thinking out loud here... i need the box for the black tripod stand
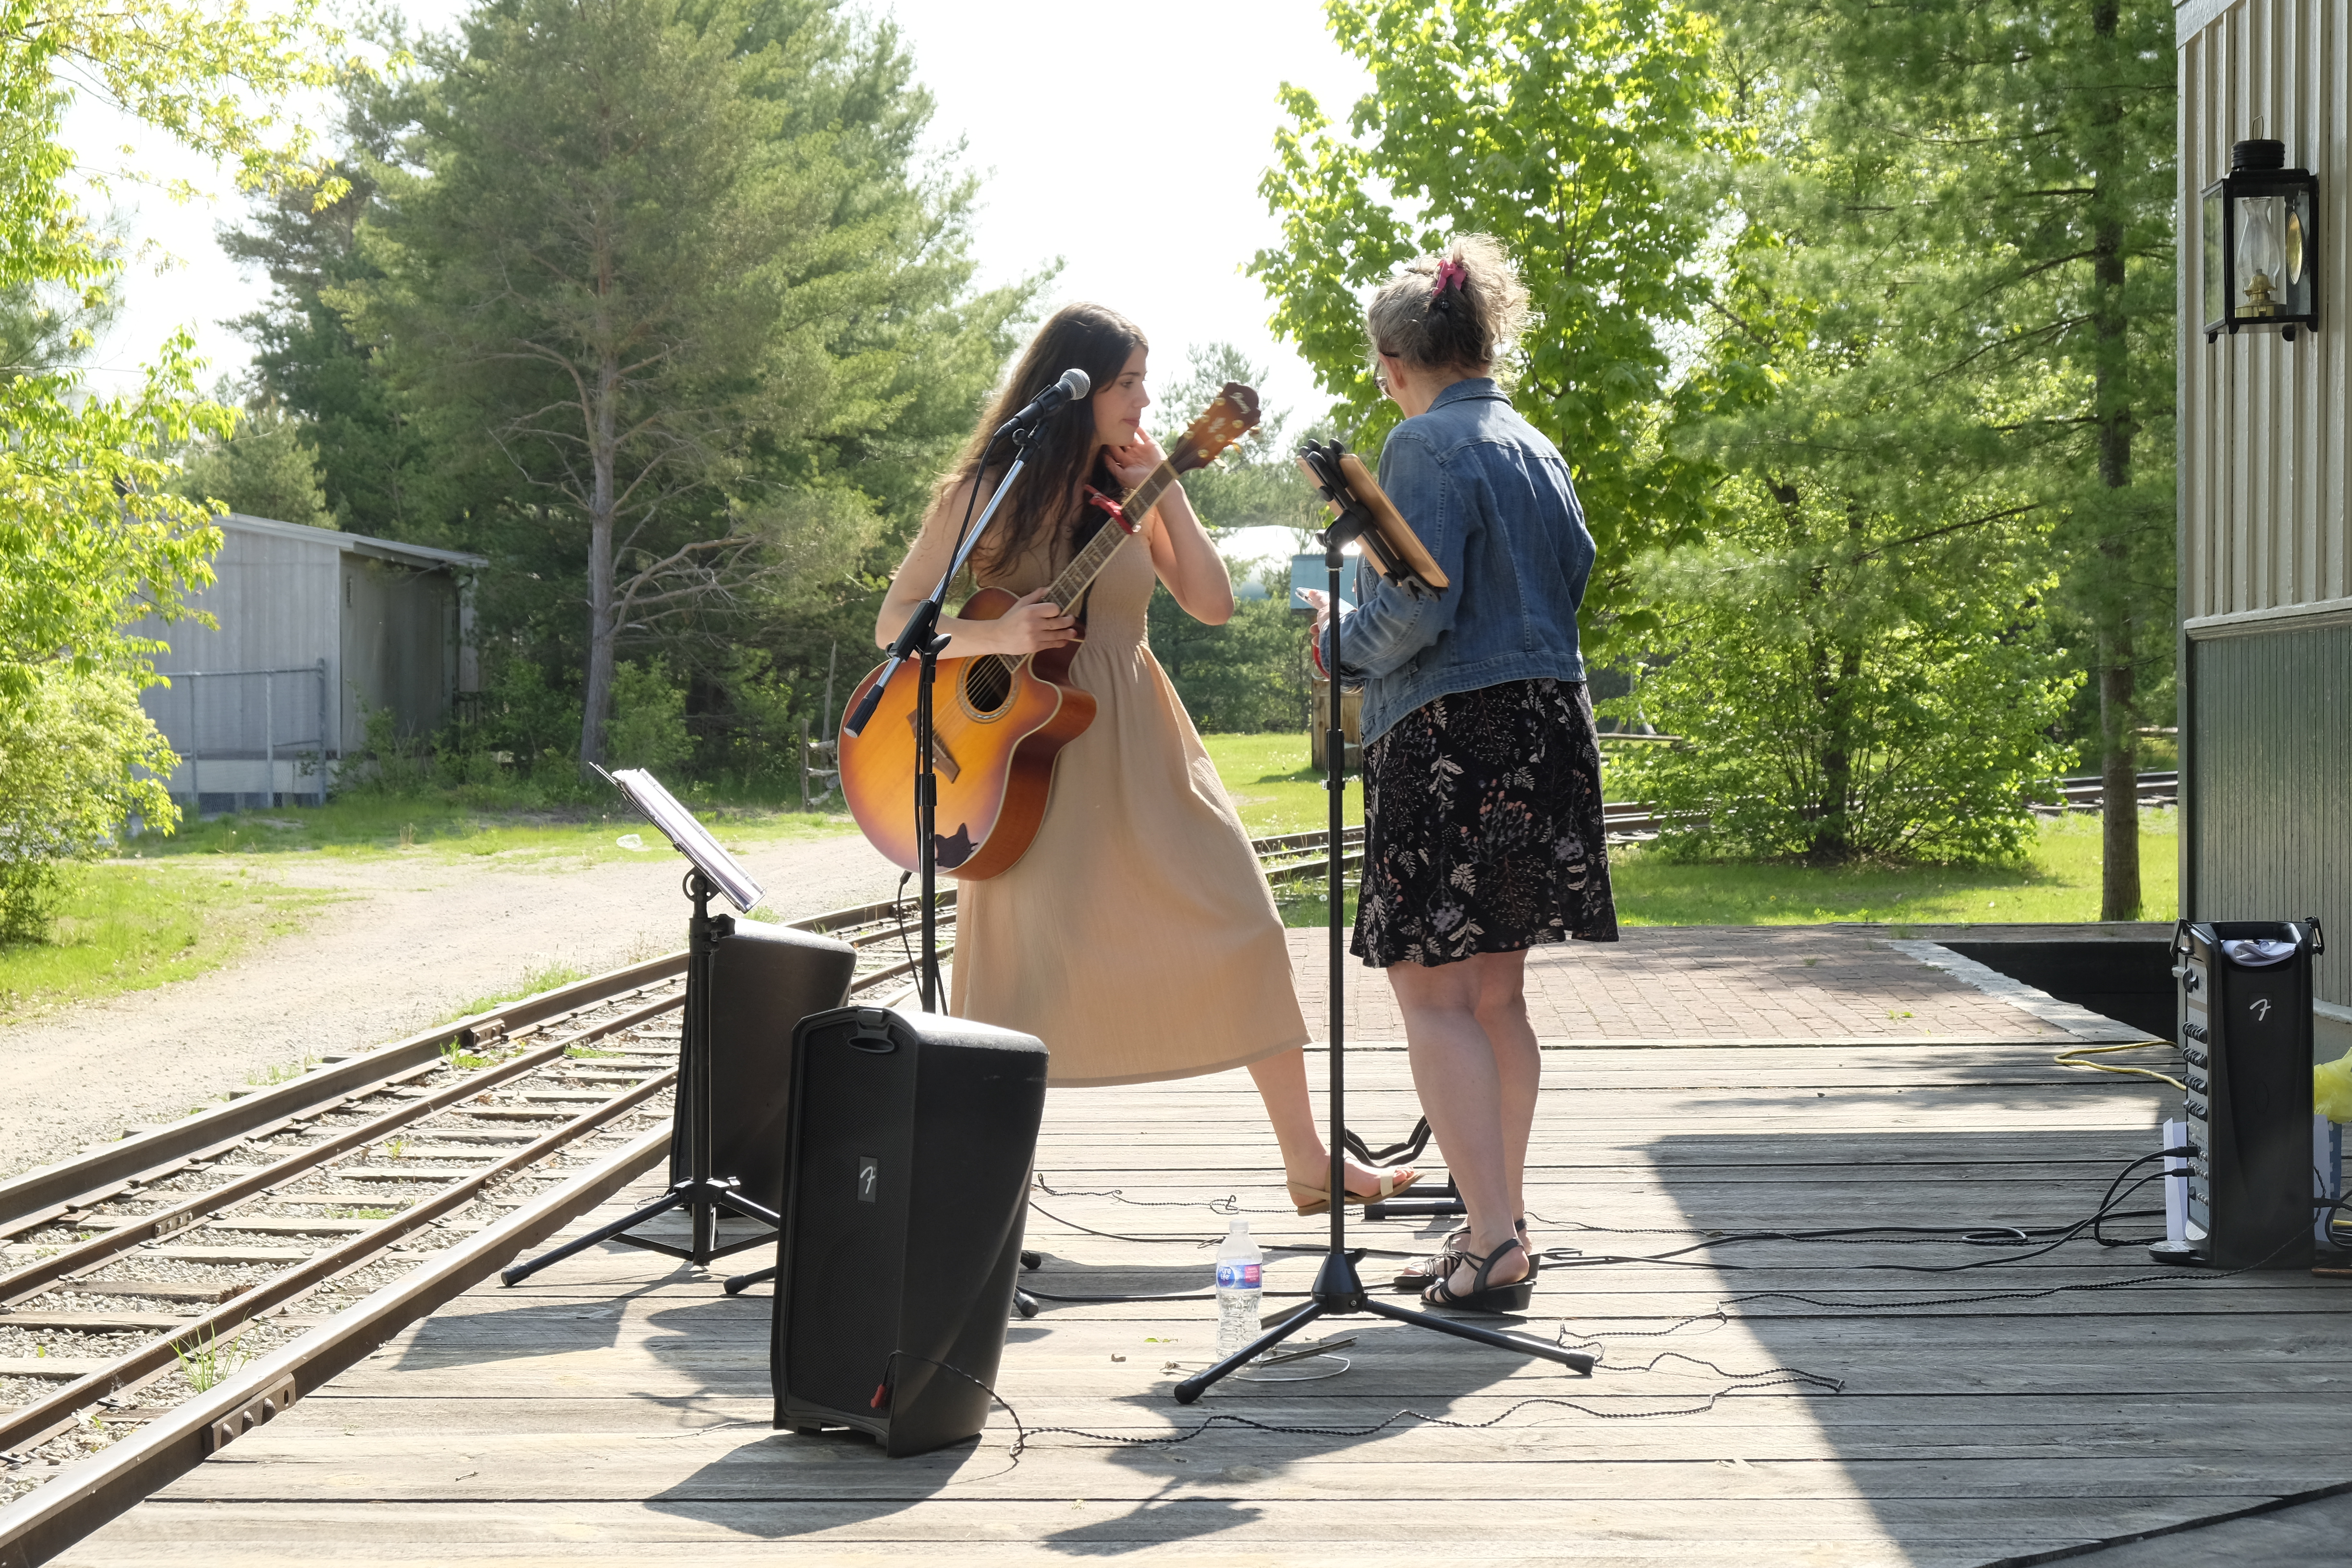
[504,769,787,1284]
[1174,443,1591,1403]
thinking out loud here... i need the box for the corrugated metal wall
[2188,618,2350,1005]
[2179,0,2352,1013]
[129,522,340,799]
[2179,0,2349,620]
[339,554,460,751]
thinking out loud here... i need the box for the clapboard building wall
[2177,0,2351,1047]
[126,514,486,811]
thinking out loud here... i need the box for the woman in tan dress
[874,303,1416,1211]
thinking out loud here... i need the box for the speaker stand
[1174,478,1592,1403]
[504,870,781,1284]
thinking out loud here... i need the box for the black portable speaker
[771,1005,1048,1457]
[2172,918,2324,1270]
[671,916,857,1214]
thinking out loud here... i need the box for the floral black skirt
[1352,677,1619,968]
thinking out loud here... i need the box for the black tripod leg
[722,1264,775,1296]
[1359,1298,1594,1373]
[1172,1303,1329,1405]
[502,1187,690,1286]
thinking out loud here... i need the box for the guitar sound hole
[963,658,1013,716]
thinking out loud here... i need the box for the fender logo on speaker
[858,1157,879,1202]
[2250,997,2273,1021]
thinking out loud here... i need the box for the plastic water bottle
[1214,1219,1263,1360]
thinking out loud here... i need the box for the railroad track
[0,831,1370,1563]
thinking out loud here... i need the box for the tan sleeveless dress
[947,515,1310,1086]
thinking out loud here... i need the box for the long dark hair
[939,303,1148,574]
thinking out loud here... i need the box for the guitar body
[837,585,1096,880]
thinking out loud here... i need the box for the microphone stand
[843,418,1046,1012]
[1173,444,1592,1403]
[721,413,1056,1311]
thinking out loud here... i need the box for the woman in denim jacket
[1309,236,1619,1312]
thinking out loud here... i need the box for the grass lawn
[1206,732,1362,837]
[1198,731,2178,929]
[1612,809,2178,927]
[0,861,337,1022]
[134,792,856,869]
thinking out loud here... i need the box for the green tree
[0,0,353,933]
[1148,564,1310,735]
[1610,473,2080,864]
[346,0,1027,775]
[1704,0,2176,914]
[220,87,481,545]
[1253,0,1726,663]
[1152,342,1328,542]
[174,396,334,526]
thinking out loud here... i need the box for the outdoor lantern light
[2204,138,2320,342]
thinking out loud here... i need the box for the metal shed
[127,514,486,811]
[2177,0,2351,1052]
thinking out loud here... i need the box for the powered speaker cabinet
[674,917,857,1214]
[2170,919,2323,1270]
[771,1006,1048,1457]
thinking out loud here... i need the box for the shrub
[606,660,691,772]
[0,669,179,942]
[1608,482,2080,866]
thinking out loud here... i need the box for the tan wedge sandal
[1286,1165,1421,1216]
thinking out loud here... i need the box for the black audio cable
[871,1342,1842,1462]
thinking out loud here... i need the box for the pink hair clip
[1430,259,1469,298]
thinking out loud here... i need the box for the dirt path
[0,833,906,1180]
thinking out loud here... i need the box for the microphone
[995,368,1090,436]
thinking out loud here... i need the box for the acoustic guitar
[839,382,1262,879]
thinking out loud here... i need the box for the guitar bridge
[906,711,961,782]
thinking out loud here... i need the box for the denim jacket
[1335,379,1595,746]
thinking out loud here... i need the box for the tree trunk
[1811,635,1862,864]
[2097,631,2140,919]
[578,351,622,773]
[2089,0,2139,921]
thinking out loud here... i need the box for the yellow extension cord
[2053,1041,2186,1092]
[2056,1041,2352,1124]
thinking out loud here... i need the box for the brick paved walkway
[1288,925,2073,1042]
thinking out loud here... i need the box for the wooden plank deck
[60,934,2352,1567]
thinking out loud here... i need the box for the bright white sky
[74,0,1375,569]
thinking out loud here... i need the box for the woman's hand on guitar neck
[947,587,1079,658]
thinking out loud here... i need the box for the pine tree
[336,0,1026,772]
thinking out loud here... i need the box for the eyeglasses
[1374,369,1390,392]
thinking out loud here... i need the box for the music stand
[502,766,779,1283]
[1174,437,1591,1402]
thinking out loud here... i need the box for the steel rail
[0,1125,674,1568]
[0,954,688,1237]
[0,1014,682,1457]
[0,992,681,1311]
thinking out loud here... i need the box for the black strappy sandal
[1392,1218,1536,1293]
[1419,1236,1533,1314]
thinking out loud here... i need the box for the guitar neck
[1041,462,1175,609]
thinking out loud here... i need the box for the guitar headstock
[1167,382,1262,475]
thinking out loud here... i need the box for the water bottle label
[1215,1262,1262,1289]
